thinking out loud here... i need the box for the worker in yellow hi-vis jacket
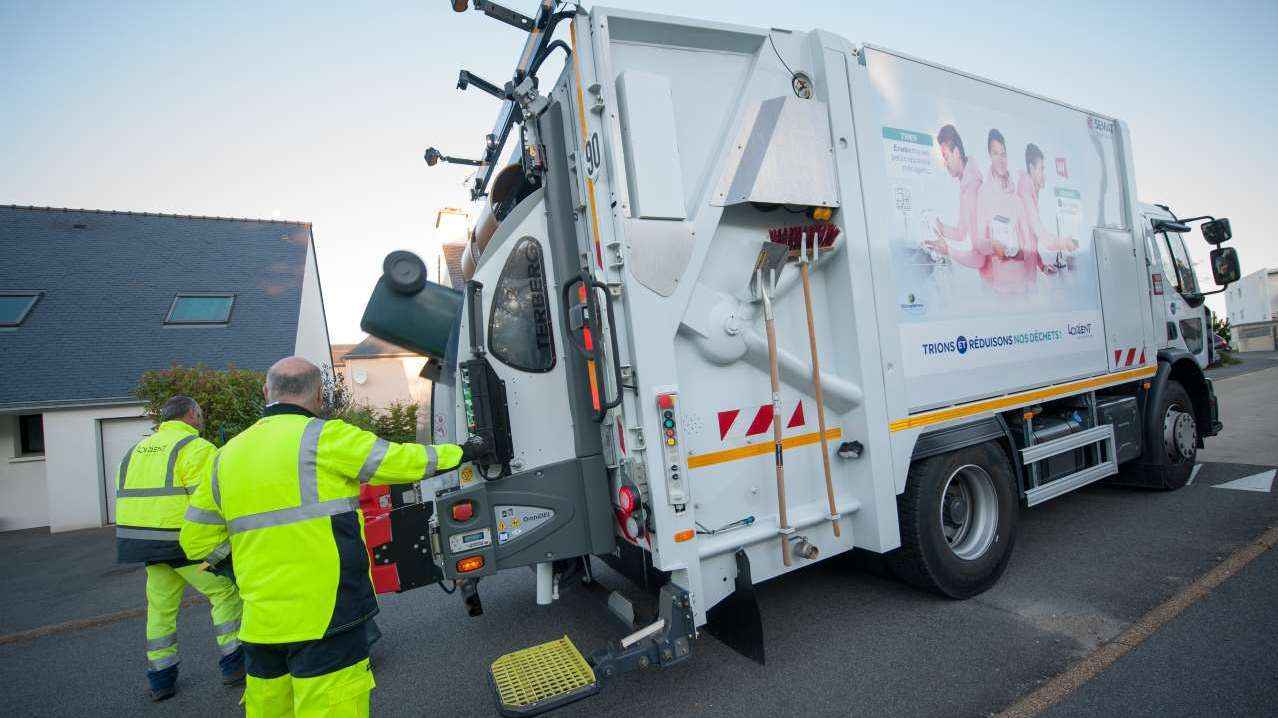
[180,356,486,717]
[115,395,244,701]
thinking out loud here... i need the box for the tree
[1211,310,1231,342]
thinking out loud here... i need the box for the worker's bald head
[265,356,324,413]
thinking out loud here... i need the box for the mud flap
[705,549,765,664]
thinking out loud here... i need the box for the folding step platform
[489,636,599,717]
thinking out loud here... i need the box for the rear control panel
[657,391,688,509]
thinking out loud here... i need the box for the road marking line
[0,596,208,646]
[996,526,1278,718]
[1186,464,1202,486]
[1212,469,1276,493]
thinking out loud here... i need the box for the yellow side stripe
[569,20,587,137]
[888,365,1156,433]
[687,428,842,470]
[570,20,604,269]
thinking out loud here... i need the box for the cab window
[1160,232,1199,295]
[489,237,556,373]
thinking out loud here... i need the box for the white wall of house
[346,356,430,410]
[42,403,151,533]
[0,414,50,531]
[295,239,335,376]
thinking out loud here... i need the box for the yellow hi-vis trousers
[145,562,242,671]
[244,659,375,717]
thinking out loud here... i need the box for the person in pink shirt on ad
[931,129,1033,294]
[932,124,982,244]
[1017,143,1079,284]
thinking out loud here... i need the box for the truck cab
[1141,203,1210,368]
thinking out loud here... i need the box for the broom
[768,223,844,538]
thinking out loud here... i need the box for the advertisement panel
[864,49,1125,410]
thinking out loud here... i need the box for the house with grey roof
[0,205,331,532]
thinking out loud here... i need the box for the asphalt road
[2,364,1275,718]
[1207,350,1278,381]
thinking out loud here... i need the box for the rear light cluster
[615,485,644,542]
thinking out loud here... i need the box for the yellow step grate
[489,636,598,717]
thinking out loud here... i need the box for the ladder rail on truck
[358,2,1244,715]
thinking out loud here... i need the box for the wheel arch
[912,416,1025,499]
[1154,349,1213,447]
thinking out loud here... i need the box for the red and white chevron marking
[1113,346,1147,367]
[717,401,807,441]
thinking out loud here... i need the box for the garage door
[100,417,154,524]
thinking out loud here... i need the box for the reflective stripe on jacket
[116,421,216,564]
[180,403,463,644]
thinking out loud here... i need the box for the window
[166,294,234,324]
[1160,233,1199,295]
[17,414,44,456]
[0,293,40,327]
[488,237,555,372]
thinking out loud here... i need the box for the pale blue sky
[3,1,1276,341]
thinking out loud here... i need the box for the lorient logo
[1067,322,1093,338]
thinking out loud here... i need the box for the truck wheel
[1138,380,1197,490]
[888,442,1018,599]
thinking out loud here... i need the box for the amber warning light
[456,555,485,573]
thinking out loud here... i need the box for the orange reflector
[674,529,694,543]
[1022,411,1034,421]
[1143,382,1152,390]
[811,206,833,221]
[456,555,485,573]
[586,359,601,410]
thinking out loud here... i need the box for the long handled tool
[752,240,793,566]
[770,223,844,538]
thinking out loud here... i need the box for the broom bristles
[768,223,842,256]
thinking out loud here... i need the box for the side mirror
[1210,246,1241,286]
[1202,218,1232,245]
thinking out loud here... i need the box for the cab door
[1150,221,1210,367]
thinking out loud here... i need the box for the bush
[136,364,266,446]
[137,364,422,446]
[331,401,420,444]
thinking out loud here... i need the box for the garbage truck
[358,2,1245,714]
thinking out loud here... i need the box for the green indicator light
[664,419,674,428]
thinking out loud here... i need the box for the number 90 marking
[584,131,601,177]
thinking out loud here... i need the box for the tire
[887,442,1018,599]
[1134,380,1197,490]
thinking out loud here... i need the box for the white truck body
[364,3,1235,692]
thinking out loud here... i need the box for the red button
[451,501,474,522]
[658,394,674,409]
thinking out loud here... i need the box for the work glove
[459,434,490,463]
